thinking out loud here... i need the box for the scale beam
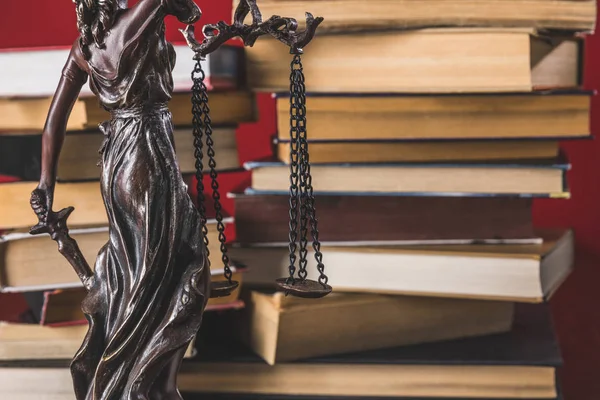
[180,0,323,58]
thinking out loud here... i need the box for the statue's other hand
[30,185,54,225]
[165,0,202,24]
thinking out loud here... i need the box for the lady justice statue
[28,0,324,399]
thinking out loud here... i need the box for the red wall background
[1,1,599,398]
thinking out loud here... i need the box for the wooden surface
[0,1,598,399]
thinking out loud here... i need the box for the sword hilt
[30,188,73,238]
[30,206,74,238]
[29,189,94,289]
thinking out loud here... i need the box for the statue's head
[73,0,122,49]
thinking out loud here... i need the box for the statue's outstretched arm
[29,46,92,288]
[38,49,87,201]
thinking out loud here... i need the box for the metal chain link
[288,54,329,285]
[286,57,300,282]
[191,61,210,261]
[305,160,328,285]
[291,56,309,281]
[191,59,233,283]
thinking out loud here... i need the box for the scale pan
[275,278,332,299]
[210,280,240,298]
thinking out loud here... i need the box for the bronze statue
[28,0,326,399]
[31,1,207,398]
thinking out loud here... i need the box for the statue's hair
[74,0,120,49]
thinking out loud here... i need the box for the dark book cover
[231,193,536,244]
[0,135,41,181]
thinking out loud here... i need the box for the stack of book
[0,44,253,361]
[0,0,594,398]
[202,0,591,399]
[0,303,565,399]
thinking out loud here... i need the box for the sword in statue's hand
[29,188,94,290]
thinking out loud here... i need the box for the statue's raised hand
[163,0,201,24]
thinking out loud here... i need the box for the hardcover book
[244,159,571,198]
[230,230,574,302]
[274,91,591,142]
[231,193,538,245]
[247,29,582,93]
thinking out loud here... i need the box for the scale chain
[191,61,210,261]
[289,54,328,285]
[191,59,234,283]
[292,56,309,281]
[286,57,301,283]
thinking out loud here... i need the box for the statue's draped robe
[67,3,209,399]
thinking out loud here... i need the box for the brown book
[0,182,110,230]
[0,322,197,361]
[60,127,239,181]
[249,0,596,32]
[232,194,536,244]
[1,127,240,181]
[275,92,590,141]
[32,272,244,326]
[247,29,581,93]
[229,230,574,302]
[240,290,514,365]
[0,222,234,292]
[277,140,560,163]
[0,180,235,230]
[0,91,255,133]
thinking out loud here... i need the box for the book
[274,92,591,141]
[0,322,200,362]
[0,90,255,133]
[23,272,245,326]
[246,29,581,93]
[229,230,574,302]
[0,304,558,399]
[231,193,538,245]
[0,182,106,230]
[0,127,240,181]
[245,160,570,197]
[239,291,514,365]
[249,0,597,32]
[276,139,561,163]
[0,221,234,292]
[188,395,561,400]
[0,44,243,98]
[182,304,560,399]
[0,180,238,230]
